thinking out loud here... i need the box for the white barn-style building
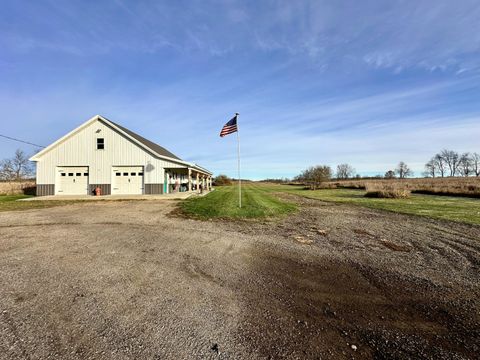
[30,115,212,196]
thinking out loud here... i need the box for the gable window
[97,138,104,150]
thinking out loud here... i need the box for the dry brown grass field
[326,177,480,197]
[364,183,411,198]
[0,181,35,195]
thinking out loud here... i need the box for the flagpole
[236,113,241,208]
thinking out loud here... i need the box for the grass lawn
[181,184,296,219]
[182,183,480,224]
[266,184,480,225]
[0,195,77,212]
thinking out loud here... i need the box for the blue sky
[1,0,479,179]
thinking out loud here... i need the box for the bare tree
[395,161,412,179]
[0,149,33,181]
[0,159,14,180]
[458,153,473,177]
[433,153,446,177]
[424,158,437,178]
[440,149,460,176]
[311,165,332,189]
[336,163,355,179]
[384,170,396,179]
[472,153,480,177]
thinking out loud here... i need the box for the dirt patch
[292,235,314,244]
[236,251,478,358]
[0,222,82,228]
[380,239,412,252]
[353,228,374,236]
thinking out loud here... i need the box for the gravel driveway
[0,197,479,359]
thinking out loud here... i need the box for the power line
[0,133,45,148]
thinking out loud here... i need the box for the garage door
[56,167,89,195]
[112,166,144,195]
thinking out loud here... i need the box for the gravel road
[0,196,479,359]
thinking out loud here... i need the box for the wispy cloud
[1,1,479,178]
[2,1,479,70]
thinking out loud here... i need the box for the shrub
[295,165,332,190]
[213,174,232,186]
[23,186,36,195]
[365,183,411,199]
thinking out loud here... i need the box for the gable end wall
[35,119,185,185]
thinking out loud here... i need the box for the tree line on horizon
[265,148,480,188]
[293,162,413,189]
[196,148,480,188]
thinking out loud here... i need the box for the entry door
[112,166,144,194]
[56,167,89,195]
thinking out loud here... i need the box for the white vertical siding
[36,119,185,184]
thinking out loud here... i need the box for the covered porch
[163,167,213,194]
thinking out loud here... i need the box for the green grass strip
[181,184,296,219]
[265,184,480,226]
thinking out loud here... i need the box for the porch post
[196,173,199,192]
[188,168,192,192]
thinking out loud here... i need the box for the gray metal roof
[106,119,182,161]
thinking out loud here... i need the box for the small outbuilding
[29,115,212,196]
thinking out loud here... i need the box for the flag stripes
[220,115,238,137]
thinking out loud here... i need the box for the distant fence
[0,181,36,195]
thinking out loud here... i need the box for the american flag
[220,114,238,137]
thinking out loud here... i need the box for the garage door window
[116,172,121,176]
[68,173,74,176]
